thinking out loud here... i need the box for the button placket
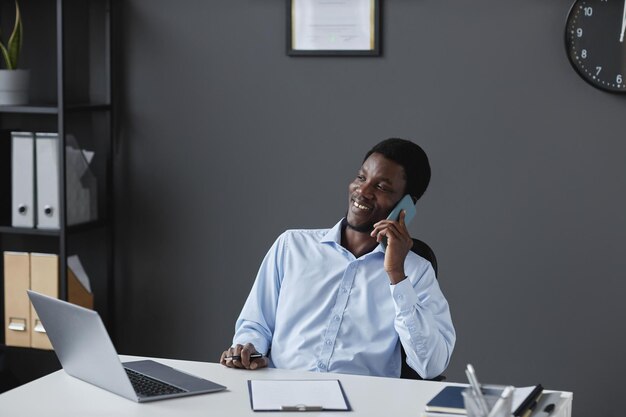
[317,262,357,372]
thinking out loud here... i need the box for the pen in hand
[226,353,264,361]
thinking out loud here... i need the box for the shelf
[0,343,54,353]
[0,344,61,389]
[0,221,106,237]
[0,105,58,114]
[0,0,114,379]
[0,226,59,236]
[0,103,111,115]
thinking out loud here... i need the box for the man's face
[346,152,407,233]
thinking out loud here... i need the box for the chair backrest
[399,238,444,381]
[410,238,438,275]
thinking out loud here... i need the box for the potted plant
[0,0,28,105]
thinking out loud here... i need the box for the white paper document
[292,0,374,50]
[248,379,350,411]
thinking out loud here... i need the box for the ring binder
[11,132,35,228]
[3,251,31,347]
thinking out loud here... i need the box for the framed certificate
[288,0,380,56]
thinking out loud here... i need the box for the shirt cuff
[389,277,419,313]
[232,334,270,355]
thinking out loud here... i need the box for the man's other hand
[220,343,268,370]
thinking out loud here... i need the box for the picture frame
[287,0,380,56]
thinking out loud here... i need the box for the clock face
[565,0,626,93]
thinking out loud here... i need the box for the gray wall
[115,1,626,416]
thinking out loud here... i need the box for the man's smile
[352,200,372,211]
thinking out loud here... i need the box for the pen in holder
[462,385,514,417]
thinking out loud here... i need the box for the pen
[465,364,490,417]
[226,353,264,361]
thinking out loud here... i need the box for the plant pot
[0,69,30,105]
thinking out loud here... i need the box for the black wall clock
[565,0,626,93]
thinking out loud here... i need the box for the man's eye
[377,184,391,192]
[356,175,365,181]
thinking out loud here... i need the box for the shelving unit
[0,0,113,389]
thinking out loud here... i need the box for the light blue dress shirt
[233,219,455,379]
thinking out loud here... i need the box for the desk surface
[0,355,572,417]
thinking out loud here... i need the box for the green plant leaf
[0,43,11,69]
[7,0,22,70]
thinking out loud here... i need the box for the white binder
[35,132,60,229]
[11,131,36,228]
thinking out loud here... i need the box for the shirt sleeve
[388,260,456,379]
[232,232,287,355]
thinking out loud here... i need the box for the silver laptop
[27,290,226,402]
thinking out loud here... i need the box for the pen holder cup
[462,385,512,417]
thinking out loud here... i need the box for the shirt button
[318,361,326,370]
[334,315,340,321]
[397,294,404,301]
[325,339,332,346]
[341,288,348,294]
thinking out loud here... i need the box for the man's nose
[357,181,374,198]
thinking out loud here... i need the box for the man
[220,138,455,379]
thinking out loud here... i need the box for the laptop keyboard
[125,367,186,397]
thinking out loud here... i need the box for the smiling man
[220,138,455,379]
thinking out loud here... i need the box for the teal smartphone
[381,194,416,249]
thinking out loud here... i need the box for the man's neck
[342,223,378,258]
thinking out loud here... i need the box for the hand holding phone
[380,194,416,249]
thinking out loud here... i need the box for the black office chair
[410,238,438,276]
[398,238,445,381]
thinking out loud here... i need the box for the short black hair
[364,138,431,201]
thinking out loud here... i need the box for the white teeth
[353,201,370,210]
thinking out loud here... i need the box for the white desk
[0,355,572,417]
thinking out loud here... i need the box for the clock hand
[621,0,626,42]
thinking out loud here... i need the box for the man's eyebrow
[372,176,395,185]
[359,168,395,184]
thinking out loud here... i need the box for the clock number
[566,0,626,93]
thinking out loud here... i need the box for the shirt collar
[320,218,385,254]
[320,218,345,245]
